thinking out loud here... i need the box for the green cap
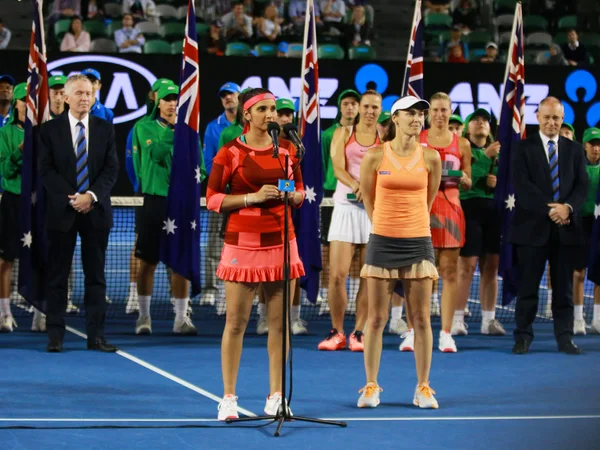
[157,84,179,101]
[449,114,464,125]
[152,78,175,92]
[561,123,576,140]
[276,98,295,112]
[583,127,600,144]
[13,83,27,102]
[48,75,67,88]
[470,108,491,121]
[337,89,361,106]
[377,111,391,124]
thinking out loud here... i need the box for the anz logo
[47,55,157,125]
[562,70,600,127]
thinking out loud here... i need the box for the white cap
[486,42,498,49]
[391,96,430,115]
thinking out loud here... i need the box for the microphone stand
[226,142,347,437]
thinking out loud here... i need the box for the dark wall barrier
[3,51,599,195]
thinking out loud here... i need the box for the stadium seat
[104,3,122,19]
[581,32,600,49]
[155,4,179,21]
[553,32,569,46]
[524,49,539,64]
[348,45,376,60]
[557,15,577,31]
[105,21,119,38]
[225,42,252,56]
[526,32,553,49]
[424,13,452,29]
[144,39,172,54]
[523,15,549,33]
[286,43,304,58]
[318,44,345,60]
[136,21,162,39]
[466,29,492,47]
[468,48,487,62]
[90,38,117,53]
[495,0,517,15]
[495,14,514,33]
[83,20,108,39]
[176,6,188,20]
[161,22,186,41]
[54,18,71,41]
[171,40,183,55]
[255,43,278,57]
[196,23,209,36]
[498,31,512,47]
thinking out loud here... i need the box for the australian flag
[401,0,424,98]
[295,0,323,304]
[159,0,202,296]
[18,0,50,313]
[587,181,600,285]
[495,2,525,306]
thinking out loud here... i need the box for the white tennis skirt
[327,202,371,244]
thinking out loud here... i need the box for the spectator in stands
[81,68,114,123]
[221,1,254,43]
[242,0,255,18]
[346,5,373,47]
[448,114,464,136]
[438,27,468,62]
[122,0,157,23]
[48,75,67,119]
[51,0,81,19]
[321,0,346,35]
[561,29,589,66]
[289,0,322,35]
[257,4,283,43]
[538,43,569,66]
[424,0,451,15]
[452,0,477,32]
[447,43,467,63]
[272,0,286,18]
[0,75,14,128]
[560,123,576,140]
[277,41,288,57]
[206,19,226,56]
[0,18,12,50]
[114,13,145,54]
[82,0,105,20]
[59,16,91,52]
[480,42,499,63]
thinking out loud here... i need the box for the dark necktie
[548,140,559,201]
[75,121,89,193]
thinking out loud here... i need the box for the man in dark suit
[510,97,588,355]
[39,74,119,353]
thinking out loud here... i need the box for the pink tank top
[420,129,461,188]
[333,126,381,204]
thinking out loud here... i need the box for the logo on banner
[563,70,600,127]
[47,55,157,124]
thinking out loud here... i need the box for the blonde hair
[430,92,451,105]
[360,89,382,102]
[64,74,92,95]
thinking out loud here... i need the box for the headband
[243,93,276,111]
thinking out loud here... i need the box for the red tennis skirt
[429,188,466,249]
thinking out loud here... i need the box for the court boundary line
[65,326,257,418]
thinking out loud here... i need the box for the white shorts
[327,202,371,244]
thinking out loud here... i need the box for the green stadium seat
[83,20,108,39]
[161,22,186,42]
[466,30,493,47]
[553,32,569,46]
[254,43,278,57]
[318,44,345,60]
[581,32,600,48]
[171,40,183,55]
[424,13,452,29]
[348,45,376,60]
[54,18,72,41]
[144,39,172,54]
[286,43,304,58]
[468,48,487,62]
[495,0,517,15]
[523,15,549,32]
[225,42,252,56]
[557,15,577,30]
[105,21,119,38]
[196,22,210,37]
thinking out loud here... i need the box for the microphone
[267,122,280,158]
[282,123,306,157]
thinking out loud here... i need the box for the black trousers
[514,225,574,345]
[46,214,109,342]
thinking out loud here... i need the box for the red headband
[243,93,276,111]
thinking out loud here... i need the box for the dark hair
[382,111,399,142]
[239,87,272,112]
[566,28,578,34]
[231,1,243,8]
[123,13,134,21]
[69,16,83,34]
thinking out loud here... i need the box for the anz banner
[2,51,598,194]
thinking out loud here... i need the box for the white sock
[257,303,267,318]
[574,305,584,321]
[453,310,465,322]
[138,295,151,317]
[391,306,403,320]
[129,282,137,295]
[547,289,553,302]
[291,305,301,320]
[174,298,189,319]
[431,293,439,303]
[594,305,600,321]
[481,310,495,324]
[0,298,10,316]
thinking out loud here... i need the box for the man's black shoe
[46,339,63,353]
[512,340,530,355]
[87,338,118,353]
[558,341,582,355]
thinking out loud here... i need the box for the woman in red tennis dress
[206,88,306,421]
[419,92,472,354]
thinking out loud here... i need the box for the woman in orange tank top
[357,96,442,409]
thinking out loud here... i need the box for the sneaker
[66,300,80,314]
[357,382,382,408]
[439,330,457,353]
[0,315,17,333]
[430,299,441,317]
[389,317,408,335]
[481,319,506,336]
[256,316,269,335]
[349,330,365,352]
[590,320,600,335]
[135,315,152,335]
[31,310,46,332]
[464,305,472,317]
[125,291,139,314]
[451,319,468,336]
[217,395,239,421]
[318,300,330,316]
[173,316,198,335]
[105,296,112,304]
[264,392,293,416]
[413,382,439,409]
[200,291,216,306]
[574,319,587,336]
[291,318,308,335]
[399,329,414,352]
[318,329,346,351]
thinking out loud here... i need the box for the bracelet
[244,194,248,208]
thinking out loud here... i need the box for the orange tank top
[372,142,431,239]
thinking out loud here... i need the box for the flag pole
[401,0,421,96]
[498,0,521,129]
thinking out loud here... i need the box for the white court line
[66,326,256,418]
[1,415,599,423]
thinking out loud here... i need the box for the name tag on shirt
[378,171,391,175]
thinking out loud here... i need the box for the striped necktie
[548,140,559,201]
[75,121,89,193]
